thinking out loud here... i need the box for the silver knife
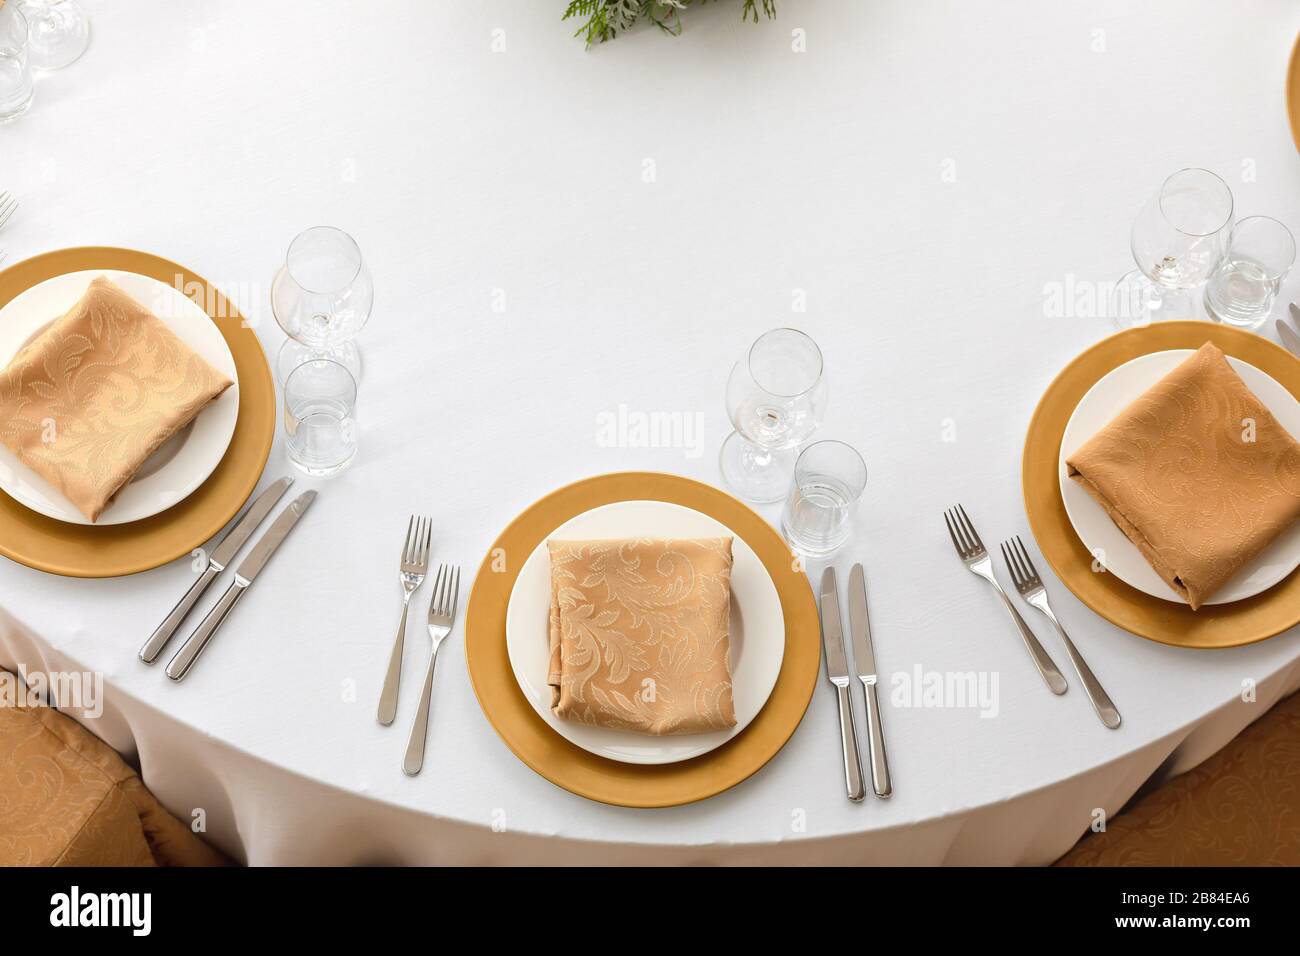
[819,567,864,802]
[140,476,294,663]
[1278,313,1300,357]
[848,563,892,799]
[165,490,317,681]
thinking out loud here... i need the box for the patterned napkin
[547,537,737,735]
[0,276,233,522]
[1066,342,1300,609]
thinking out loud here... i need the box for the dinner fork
[1001,536,1121,729]
[943,504,1067,695]
[403,563,460,776]
[377,515,431,726]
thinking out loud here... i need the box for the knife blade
[848,563,892,798]
[1278,317,1300,358]
[165,490,317,681]
[819,567,864,802]
[139,476,294,663]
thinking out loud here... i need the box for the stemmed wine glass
[271,226,372,383]
[720,328,828,503]
[16,0,90,72]
[1110,168,1234,328]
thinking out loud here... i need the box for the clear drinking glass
[283,359,358,477]
[1204,216,1295,330]
[1111,168,1234,328]
[780,440,867,556]
[272,226,372,380]
[16,0,89,71]
[0,4,34,123]
[720,328,829,503]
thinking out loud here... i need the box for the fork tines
[402,515,432,571]
[0,191,17,231]
[943,503,984,558]
[428,563,461,620]
[1000,535,1040,591]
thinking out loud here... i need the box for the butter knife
[819,567,864,802]
[848,563,892,798]
[140,476,294,663]
[1278,311,1300,357]
[166,490,317,681]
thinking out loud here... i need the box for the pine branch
[564,0,774,47]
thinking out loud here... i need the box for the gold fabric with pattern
[547,537,737,735]
[1058,690,1300,866]
[1066,342,1300,609]
[0,276,233,522]
[0,671,229,867]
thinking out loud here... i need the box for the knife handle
[861,679,892,798]
[833,681,865,802]
[140,565,220,663]
[166,582,247,681]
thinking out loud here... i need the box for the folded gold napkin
[0,276,233,522]
[1066,342,1300,609]
[547,537,737,735]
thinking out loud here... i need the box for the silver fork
[943,504,1067,695]
[403,563,461,776]
[377,515,431,726]
[1001,535,1121,729]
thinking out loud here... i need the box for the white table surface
[2,0,1300,865]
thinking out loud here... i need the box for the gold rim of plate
[1022,321,1300,649]
[463,471,820,808]
[0,247,275,577]
[1288,30,1300,154]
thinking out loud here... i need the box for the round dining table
[1,0,1299,865]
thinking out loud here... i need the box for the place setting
[0,223,375,678]
[1024,168,1300,648]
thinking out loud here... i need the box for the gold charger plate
[0,247,275,577]
[1288,30,1300,153]
[1023,322,1300,648]
[464,472,820,807]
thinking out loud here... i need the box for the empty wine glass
[0,3,33,123]
[1204,216,1295,330]
[16,0,89,72]
[271,226,372,383]
[1111,168,1234,328]
[720,328,828,503]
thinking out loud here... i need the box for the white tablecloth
[2,0,1300,865]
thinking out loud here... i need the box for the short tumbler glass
[780,440,867,557]
[0,4,34,123]
[283,359,358,477]
[1204,216,1295,330]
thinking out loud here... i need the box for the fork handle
[402,643,441,775]
[1040,606,1121,729]
[992,581,1068,695]
[377,597,411,726]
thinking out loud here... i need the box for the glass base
[1109,271,1204,330]
[719,431,796,504]
[287,448,356,478]
[1204,292,1271,332]
[20,0,91,71]
[276,338,363,385]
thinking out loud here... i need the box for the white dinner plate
[505,499,786,765]
[1059,349,1300,605]
[0,270,239,525]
